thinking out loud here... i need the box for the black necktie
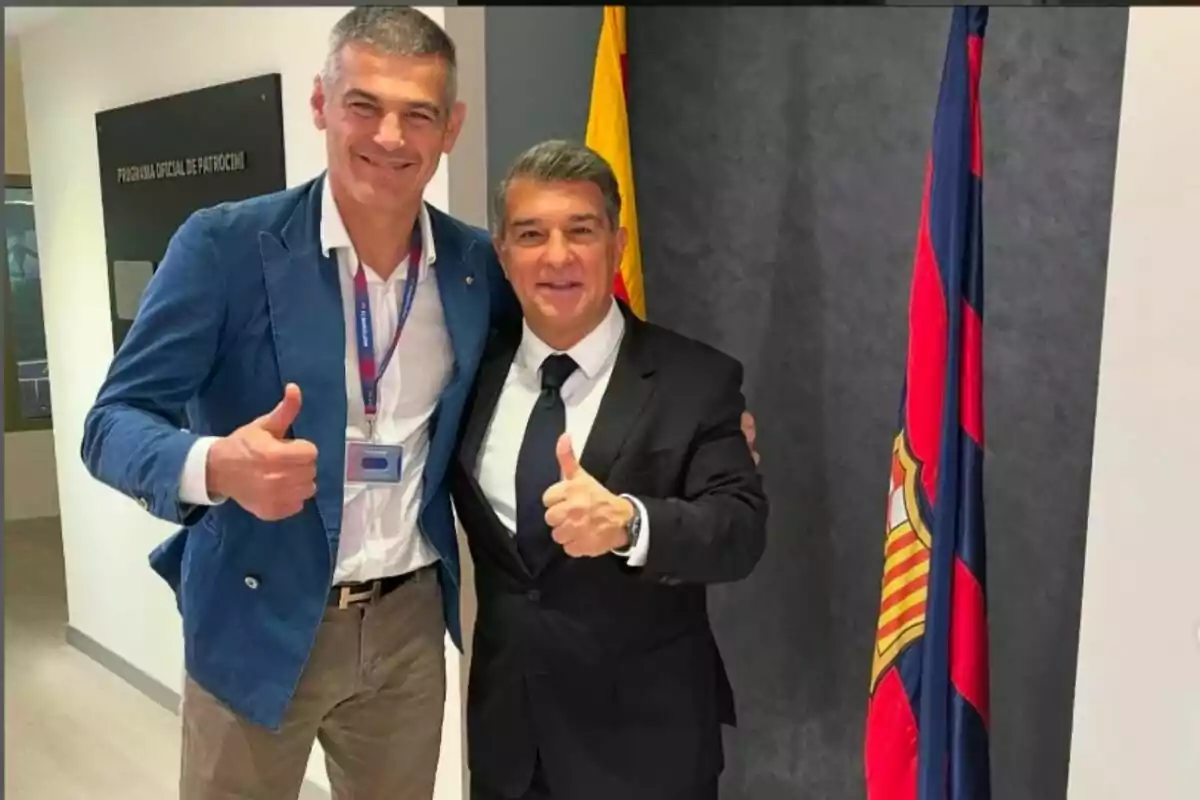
[514,353,579,570]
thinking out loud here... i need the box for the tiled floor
[4,517,181,799]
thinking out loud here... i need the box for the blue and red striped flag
[865,7,991,800]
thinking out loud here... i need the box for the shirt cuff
[612,494,650,567]
[179,436,226,506]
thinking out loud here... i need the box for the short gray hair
[322,6,457,107]
[492,140,622,237]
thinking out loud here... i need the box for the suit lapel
[427,206,476,408]
[459,330,519,473]
[579,304,658,486]
[419,206,490,519]
[260,176,347,537]
[457,326,528,574]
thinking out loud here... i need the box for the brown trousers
[180,566,446,800]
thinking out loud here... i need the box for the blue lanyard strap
[353,224,422,426]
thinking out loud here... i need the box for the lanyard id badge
[345,225,422,486]
[345,442,404,484]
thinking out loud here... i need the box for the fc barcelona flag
[586,6,646,319]
[865,7,992,800]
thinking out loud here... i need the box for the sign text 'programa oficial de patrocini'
[115,151,248,184]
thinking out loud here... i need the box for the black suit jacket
[451,303,769,800]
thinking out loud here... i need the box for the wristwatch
[621,494,643,552]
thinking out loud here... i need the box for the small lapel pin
[465,275,474,285]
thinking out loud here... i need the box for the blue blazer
[81,174,518,730]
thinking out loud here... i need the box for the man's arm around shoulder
[81,208,227,526]
[634,354,769,585]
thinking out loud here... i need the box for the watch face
[622,497,642,547]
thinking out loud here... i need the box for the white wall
[1068,8,1200,800]
[4,40,61,522]
[17,7,467,797]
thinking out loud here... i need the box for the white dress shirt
[179,177,450,583]
[473,299,650,566]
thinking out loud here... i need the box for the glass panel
[6,183,52,420]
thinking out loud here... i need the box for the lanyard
[353,225,422,437]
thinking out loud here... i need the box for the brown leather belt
[328,564,433,609]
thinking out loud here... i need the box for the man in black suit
[452,139,768,800]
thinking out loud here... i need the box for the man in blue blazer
[81,7,516,799]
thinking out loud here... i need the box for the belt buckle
[337,581,382,610]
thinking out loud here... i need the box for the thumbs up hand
[555,433,581,480]
[205,383,319,521]
[741,410,761,466]
[257,382,304,439]
[542,433,635,558]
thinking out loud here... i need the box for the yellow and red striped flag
[585,6,645,319]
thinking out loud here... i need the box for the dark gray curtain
[626,8,1127,799]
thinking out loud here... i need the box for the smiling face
[311,42,464,214]
[495,176,626,350]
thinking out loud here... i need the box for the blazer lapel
[260,176,347,538]
[579,304,658,486]
[459,329,519,473]
[418,206,491,521]
[457,327,529,575]
[427,206,477,407]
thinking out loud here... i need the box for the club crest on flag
[871,431,932,691]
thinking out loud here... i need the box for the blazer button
[526,589,540,602]
[244,576,260,590]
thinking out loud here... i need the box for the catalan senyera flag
[585,6,645,320]
[865,7,991,800]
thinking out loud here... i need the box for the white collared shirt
[179,176,450,583]
[473,299,650,566]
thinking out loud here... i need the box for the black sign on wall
[95,73,287,349]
